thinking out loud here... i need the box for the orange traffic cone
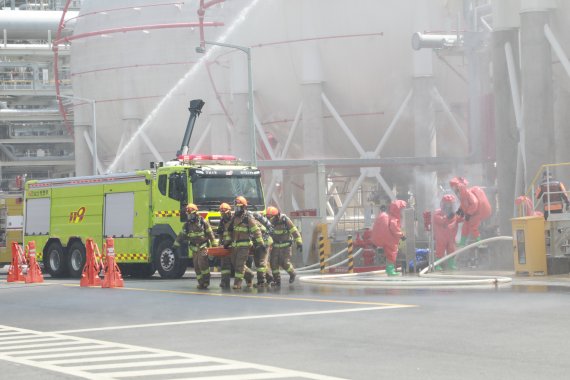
[25,241,44,284]
[7,242,26,282]
[80,238,102,287]
[101,237,124,288]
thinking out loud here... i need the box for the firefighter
[217,202,233,289]
[433,194,461,271]
[535,172,570,220]
[224,196,264,289]
[266,206,302,286]
[250,211,274,287]
[371,200,407,276]
[173,203,215,289]
[450,177,492,247]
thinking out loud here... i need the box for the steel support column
[521,8,555,182]
[493,29,520,234]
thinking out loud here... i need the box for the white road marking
[52,305,412,334]
[99,363,249,378]
[23,348,141,360]
[73,358,203,371]
[0,324,347,380]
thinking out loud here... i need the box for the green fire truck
[23,100,265,278]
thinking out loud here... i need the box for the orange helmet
[186,203,198,213]
[235,196,248,207]
[219,202,231,212]
[266,206,279,217]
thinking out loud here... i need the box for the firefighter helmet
[219,202,231,212]
[266,206,279,217]
[235,196,248,207]
[186,203,198,213]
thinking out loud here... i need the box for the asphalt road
[1,269,570,380]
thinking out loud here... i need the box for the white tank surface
[70,0,454,173]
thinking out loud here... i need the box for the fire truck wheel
[154,238,185,279]
[174,258,188,278]
[44,241,68,278]
[67,241,86,278]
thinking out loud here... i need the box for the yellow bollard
[319,235,326,274]
[347,235,354,274]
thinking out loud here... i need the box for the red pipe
[198,0,226,49]
[54,22,224,45]
[251,32,384,49]
[71,61,196,77]
[65,2,184,23]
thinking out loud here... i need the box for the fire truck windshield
[190,174,264,211]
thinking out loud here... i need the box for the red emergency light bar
[177,154,237,161]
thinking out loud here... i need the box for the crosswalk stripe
[0,340,85,351]
[45,353,171,365]
[7,344,97,356]
[73,358,204,371]
[98,363,249,378]
[0,336,63,344]
[178,373,300,380]
[24,348,140,360]
[0,324,347,380]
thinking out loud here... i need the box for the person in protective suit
[173,203,215,289]
[535,171,570,220]
[449,177,492,247]
[266,206,302,286]
[433,194,461,271]
[515,195,543,217]
[371,200,407,276]
[223,196,264,289]
[216,202,234,289]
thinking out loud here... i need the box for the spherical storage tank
[70,0,452,195]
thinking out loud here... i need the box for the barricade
[319,235,326,274]
[25,241,44,284]
[80,238,102,287]
[7,241,26,282]
[101,237,124,288]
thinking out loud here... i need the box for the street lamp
[57,95,98,175]
[196,40,256,165]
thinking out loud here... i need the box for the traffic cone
[25,241,44,284]
[80,238,102,287]
[101,237,124,288]
[7,242,25,282]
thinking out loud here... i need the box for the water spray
[107,0,261,173]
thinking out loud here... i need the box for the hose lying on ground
[299,236,513,288]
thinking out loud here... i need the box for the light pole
[196,40,256,165]
[57,95,98,175]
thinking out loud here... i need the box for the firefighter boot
[266,272,274,285]
[220,274,230,289]
[203,273,210,289]
[244,271,254,288]
[288,270,296,284]
[386,263,399,276]
[272,274,281,287]
[232,278,243,290]
[256,272,267,288]
[447,257,457,271]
